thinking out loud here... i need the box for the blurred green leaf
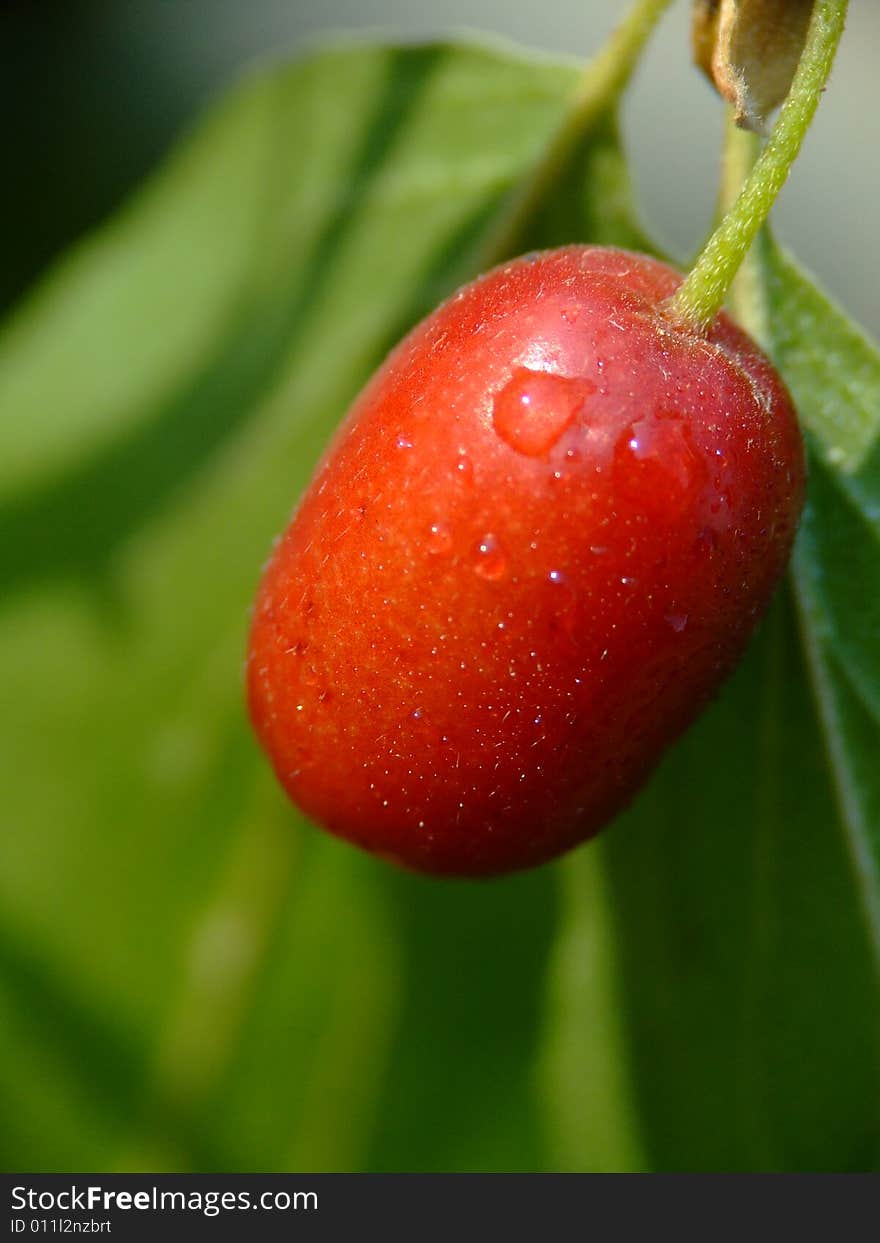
[594,592,880,1170]
[0,37,626,1172]
[761,241,880,965]
[1,31,878,1176]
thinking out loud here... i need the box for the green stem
[719,114,768,341]
[480,0,674,266]
[717,111,762,226]
[667,0,848,332]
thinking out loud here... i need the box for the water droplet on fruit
[665,613,689,632]
[396,435,413,450]
[614,411,706,515]
[492,367,594,457]
[548,569,565,584]
[427,522,452,555]
[561,306,580,324]
[454,452,473,481]
[473,534,507,581]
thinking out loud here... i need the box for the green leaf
[537,849,646,1171]
[759,240,880,967]
[596,593,880,1171]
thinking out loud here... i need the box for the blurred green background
[1,1,879,1173]
[3,1,878,332]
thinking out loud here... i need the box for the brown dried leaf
[693,0,815,131]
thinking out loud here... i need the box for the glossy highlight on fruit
[247,246,805,877]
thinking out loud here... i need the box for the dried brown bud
[693,0,815,131]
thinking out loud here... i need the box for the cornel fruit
[247,246,804,877]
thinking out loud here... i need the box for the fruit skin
[247,246,804,878]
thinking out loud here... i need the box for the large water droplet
[614,410,706,514]
[492,367,594,458]
[473,533,508,581]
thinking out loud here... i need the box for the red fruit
[247,246,804,877]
